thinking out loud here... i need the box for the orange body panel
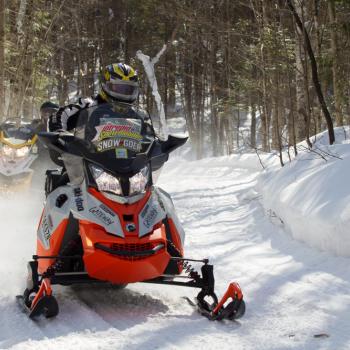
[36,188,185,284]
[37,217,69,274]
[89,187,151,237]
[80,223,170,283]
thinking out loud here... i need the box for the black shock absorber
[182,260,201,282]
[42,237,83,278]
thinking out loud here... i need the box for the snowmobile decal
[93,119,143,154]
[89,206,114,226]
[38,183,124,250]
[139,191,166,237]
[137,187,185,242]
[73,187,84,211]
[93,118,142,142]
[70,184,124,237]
[39,214,53,249]
[155,187,185,245]
[37,186,72,249]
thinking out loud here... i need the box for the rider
[48,63,154,136]
[30,101,60,171]
[39,101,60,131]
[46,62,156,192]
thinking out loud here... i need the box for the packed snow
[0,144,350,349]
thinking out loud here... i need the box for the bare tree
[287,0,335,145]
[0,0,4,119]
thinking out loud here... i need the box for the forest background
[0,0,349,161]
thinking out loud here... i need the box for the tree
[0,0,4,119]
[286,0,335,145]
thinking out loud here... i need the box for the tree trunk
[260,0,270,152]
[294,1,308,143]
[287,0,335,145]
[287,66,297,155]
[167,49,176,115]
[328,0,343,126]
[250,97,256,149]
[210,39,219,156]
[0,0,5,119]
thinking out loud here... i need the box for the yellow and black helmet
[100,63,139,104]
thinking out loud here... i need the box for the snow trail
[0,155,349,349]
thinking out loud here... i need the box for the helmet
[40,101,59,125]
[100,63,139,105]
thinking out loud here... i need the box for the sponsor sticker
[140,203,150,219]
[96,138,141,152]
[142,206,158,229]
[73,187,84,212]
[93,119,142,142]
[41,214,53,246]
[115,148,127,159]
[89,206,114,226]
[99,203,116,217]
[92,118,143,154]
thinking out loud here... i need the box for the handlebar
[38,131,188,175]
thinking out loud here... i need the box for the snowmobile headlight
[2,144,14,157]
[15,146,30,158]
[129,166,149,195]
[90,164,122,195]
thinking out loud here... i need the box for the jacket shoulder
[130,107,150,121]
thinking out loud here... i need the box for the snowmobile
[17,103,245,321]
[0,118,38,188]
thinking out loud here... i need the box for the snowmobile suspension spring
[166,240,202,282]
[41,239,83,278]
[181,260,201,282]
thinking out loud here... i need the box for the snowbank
[259,127,350,257]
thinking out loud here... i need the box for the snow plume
[0,187,43,296]
[136,47,168,140]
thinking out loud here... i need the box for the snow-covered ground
[0,152,350,349]
[260,126,350,257]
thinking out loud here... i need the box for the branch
[136,24,179,140]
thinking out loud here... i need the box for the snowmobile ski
[184,282,245,321]
[16,293,59,319]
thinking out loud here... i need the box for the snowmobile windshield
[74,103,154,177]
[1,119,35,141]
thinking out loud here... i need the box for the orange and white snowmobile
[17,103,245,321]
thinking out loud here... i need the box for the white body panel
[0,154,37,177]
[38,183,124,249]
[38,183,185,249]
